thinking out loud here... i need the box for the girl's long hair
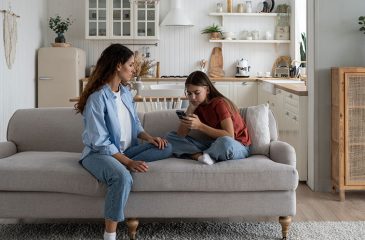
[74,44,133,114]
[185,71,238,113]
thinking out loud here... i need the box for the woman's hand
[181,114,202,130]
[147,136,168,149]
[126,160,149,173]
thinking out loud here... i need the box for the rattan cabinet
[331,67,365,201]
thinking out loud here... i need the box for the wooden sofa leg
[126,218,139,240]
[279,216,291,240]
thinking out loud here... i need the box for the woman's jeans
[80,143,172,222]
[166,131,250,161]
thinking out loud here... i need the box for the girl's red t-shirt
[194,97,251,146]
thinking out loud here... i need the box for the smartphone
[176,110,187,119]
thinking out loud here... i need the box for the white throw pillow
[246,103,270,156]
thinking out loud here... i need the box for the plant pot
[210,32,221,40]
[55,33,66,43]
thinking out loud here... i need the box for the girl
[166,71,250,165]
[75,44,172,240]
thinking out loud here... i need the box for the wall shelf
[209,39,291,44]
[209,13,279,17]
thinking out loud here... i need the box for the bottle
[155,61,160,78]
[216,3,223,13]
[245,1,252,13]
[227,0,233,13]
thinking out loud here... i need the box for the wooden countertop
[273,83,308,96]
[79,77,308,97]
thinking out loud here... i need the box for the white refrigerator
[37,47,86,107]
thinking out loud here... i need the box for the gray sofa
[0,107,298,239]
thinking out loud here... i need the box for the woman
[75,44,172,240]
[166,71,250,165]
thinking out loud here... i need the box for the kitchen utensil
[237,3,244,13]
[208,47,224,78]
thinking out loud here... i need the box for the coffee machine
[235,58,251,78]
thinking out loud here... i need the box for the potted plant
[201,23,222,40]
[358,16,365,34]
[49,15,73,43]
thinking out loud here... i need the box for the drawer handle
[292,116,297,120]
[212,81,216,84]
[286,112,289,116]
[241,82,248,85]
[289,94,293,98]
[39,77,53,80]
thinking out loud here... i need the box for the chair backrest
[138,86,186,112]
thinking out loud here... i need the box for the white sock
[104,231,116,240]
[198,153,215,165]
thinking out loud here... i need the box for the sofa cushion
[245,104,271,155]
[132,156,298,192]
[0,153,297,196]
[0,152,106,197]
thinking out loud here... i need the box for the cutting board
[208,47,225,78]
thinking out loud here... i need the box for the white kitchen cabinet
[212,81,231,98]
[232,82,257,108]
[258,82,307,181]
[85,0,159,40]
[279,90,308,181]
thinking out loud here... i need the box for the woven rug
[1,221,365,240]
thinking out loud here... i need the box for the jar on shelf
[245,1,252,13]
[227,0,233,13]
[216,3,223,13]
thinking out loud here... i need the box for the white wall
[46,0,290,77]
[0,0,48,141]
[309,0,365,191]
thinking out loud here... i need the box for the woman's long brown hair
[185,71,239,113]
[74,44,133,114]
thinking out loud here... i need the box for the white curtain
[3,11,18,69]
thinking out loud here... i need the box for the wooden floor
[294,182,365,221]
[1,183,364,224]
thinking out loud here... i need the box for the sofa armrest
[269,140,296,167]
[0,141,17,159]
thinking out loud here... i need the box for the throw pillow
[245,103,270,156]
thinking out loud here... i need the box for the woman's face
[185,84,209,106]
[117,56,135,82]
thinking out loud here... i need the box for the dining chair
[134,84,187,112]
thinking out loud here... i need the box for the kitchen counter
[141,77,308,96]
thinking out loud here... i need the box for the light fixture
[160,0,194,26]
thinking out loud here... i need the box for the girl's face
[185,84,210,106]
[117,56,135,82]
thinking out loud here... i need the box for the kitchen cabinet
[279,89,308,181]
[232,81,258,108]
[85,0,159,40]
[208,13,290,44]
[258,82,307,181]
[331,67,365,201]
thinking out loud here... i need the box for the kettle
[235,58,251,78]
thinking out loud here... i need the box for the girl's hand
[127,160,149,173]
[181,114,202,130]
[148,136,168,149]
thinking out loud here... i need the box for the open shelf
[209,39,291,44]
[209,12,279,17]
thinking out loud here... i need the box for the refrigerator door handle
[39,77,53,80]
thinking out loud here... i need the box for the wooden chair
[135,86,187,112]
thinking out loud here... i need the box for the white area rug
[0,221,364,240]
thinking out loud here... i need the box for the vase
[133,77,143,97]
[55,33,66,43]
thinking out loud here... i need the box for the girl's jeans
[166,131,250,161]
[80,143,172,222]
